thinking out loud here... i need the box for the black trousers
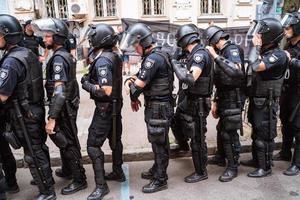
[0,160,6,200]
[51,103,86,183]
[280,87,300,166]
[248,97,279,170]
[10,104,54,194]
[87,101,123,186]
[145,101,174,182]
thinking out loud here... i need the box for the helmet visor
[281,13,298,28]
[247,20,269,38]
[119,32,139,52]
[31,18,57,37]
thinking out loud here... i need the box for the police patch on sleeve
[230,49,239,57]
[269,54,279,63]
[144,58,155,69]
[53,63,63,73]
[193,53,204,63]
[0,68,9,81]
[98,67,107,78]
[54,74,61,80]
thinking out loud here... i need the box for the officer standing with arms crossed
[80,24,124,200]
[32,18,87,194]
[0,14,55,200]
[204,26,246,182]
[122,23,174,193]
[242,18,287,177]
[172,24,213,183]
[278,12,300,175]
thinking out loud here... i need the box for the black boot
[207,154,226,167]
[248,140,271,178]
[5,182,19,194]
[55,168,72,180]
[184,171,208,183]
[142,179,167,193]
[283,165,300,176]
[273,151,292,161]
[87,184,109,200]
[219,168,237,182]
[61,180,87,195]
[172,141,190,152]
[240,159,258,168]
[104,171,125,182]
[36,191,56,200]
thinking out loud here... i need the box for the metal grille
[45,0,56,17]
[143,0,151,15]
[212,0,221,14]
[153,0,163,15]
[58,0,68,19]
[201,0,209,14]
[106,0,117,17]
[95,0,104,17]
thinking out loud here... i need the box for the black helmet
[281,12,300,37]
[248,18,283,45]
[204,25,229,45]
[0,14,23,45]
[85,24,117,49]
[31,18,69,45]
[120,23,154,51]
[175,24,200,49]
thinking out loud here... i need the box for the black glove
[81,74,89,84]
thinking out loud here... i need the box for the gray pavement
[6,152,300,200]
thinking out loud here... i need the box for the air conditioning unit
[68,0,87,15]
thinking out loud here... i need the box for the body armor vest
[251,49,287,98]
[186,46,213,97]
[4,47,44,104]
[143,50,174,98]
[285,41,300,86]
[22,35,40,56]
[89,51,123,102]
[46,50,79,101]
[214,42,245,91]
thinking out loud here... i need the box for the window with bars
[200,0,221,15]
[58,0,68,19]
[95,0,117,18]
[45,0,56,17]
[143,0,164,16]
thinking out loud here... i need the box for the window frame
[142,0,165,17]
[199,0,222,16]
[94,0,118,19]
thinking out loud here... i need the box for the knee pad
[24,155,34,166]
[87,146,103,161]
[254,139,265,151]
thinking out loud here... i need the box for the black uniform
[214,41,246,177]
[248,47,287,171]
[182,44,213,177]
[0,46,54,195]
[86,49,123,186]
[138,48,174,182]
[45,47,86,184]
[0,110,17,190]
[280,40,300,164]
[0,157,6,200]
[18,33,45,56]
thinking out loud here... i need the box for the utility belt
[144,100,172,109]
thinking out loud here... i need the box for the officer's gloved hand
[81,74,89,84]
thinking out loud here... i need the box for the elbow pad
[129,83,143,101]
[172,59,195,85]
[290,58,300,69]
[214,56,243,78]
[49,84,66,119]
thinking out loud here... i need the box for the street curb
[15,142,283,168]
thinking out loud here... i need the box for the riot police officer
[244,18,287,177]
[18,20,48,60]
[204,26,246,182]
[122,23,174,193]
[0,14,55,200]
[172,24,213,183]
[32,18,87,194]
[278,12,300,175]
[81,24,124,200]
[0,159,7,200]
